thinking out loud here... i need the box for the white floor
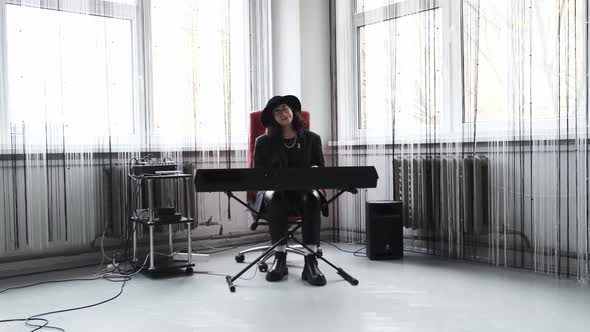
[0,244,589,332]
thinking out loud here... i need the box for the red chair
[234,110,322,271]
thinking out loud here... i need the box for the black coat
[252,129,329,216]
[253,129,325,169]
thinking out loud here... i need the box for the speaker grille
[366,200,403,260]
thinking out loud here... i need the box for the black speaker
[365,200,403,260]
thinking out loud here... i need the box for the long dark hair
[268,111,306,138]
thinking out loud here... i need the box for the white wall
[271,0,301,97]
[299,0,331,143]
[271,0,332,143]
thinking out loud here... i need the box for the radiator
[0,156,112,255]
[393,154,489,234]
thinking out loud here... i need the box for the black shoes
[266,251,288,282]
[265,252,327,286]
[301,255,327,286]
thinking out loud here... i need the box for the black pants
[264,190,321,246]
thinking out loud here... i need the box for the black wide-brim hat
[261,95,302,127]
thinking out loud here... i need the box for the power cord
[2,155,197,330]
[320,241,367,257]
[352,247,367,257]
[322,240,431,257]
[0,275,127,332]
[1,238,294,331]
[24,276,128,332]
[0,276,107,295]
[0,254,150,331]
[0,318,64,332]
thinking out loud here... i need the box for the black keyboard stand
[223,188,360,293]
[225,191,259,215]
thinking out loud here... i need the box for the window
[463,0,585,129]
[5,3,137,144]
[357,0,408,13]
[150,0,251,147]
[346,0,587,143]
[1,0,255,150]
[358,8,442,131]
[354,0,442,136]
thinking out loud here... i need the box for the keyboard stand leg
[226,224,302,293]
[224,187,361,291]
[289,236,359,286]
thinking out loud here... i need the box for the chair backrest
[247,110,310,202]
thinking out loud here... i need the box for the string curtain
[332,0,589,280]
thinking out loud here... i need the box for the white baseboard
[0,252,103,279]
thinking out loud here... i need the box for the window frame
[0,0,145,152]
[347,0,590,146]
[352,0,448,142]
[0,0,256,153]
[459,0,590,141]
[145,0,252,149]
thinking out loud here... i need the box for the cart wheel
[185,267,194,275]
[258,262,268,272]
[235,254,245,263]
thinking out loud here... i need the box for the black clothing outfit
[254,130,325,245]
[253,129,325,247]
[253,128,324,170]
[254,128,327,285]
[265,190,322,246]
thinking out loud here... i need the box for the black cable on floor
[25,276,128,332]
[352,247,367,257]
[0,318,63,332]
[0,277,105,294]
[1,238,283,330]
[1,240,261,331]
[320,241,365,254]
[0,262,140,331]
[322,240,429,258]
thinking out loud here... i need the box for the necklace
[283,136,297,149]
